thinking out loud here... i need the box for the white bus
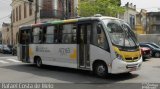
[17,15,142,77]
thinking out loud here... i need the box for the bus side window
[95,23,109,51]
[33,27,43,44]
[60,23,77,44]
[71,25,77,43]
[45,26,54,44]
[20,31,25,44]
[20,30,30,44]
[97,25,102,34]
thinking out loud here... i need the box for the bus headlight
[116,52,123,60]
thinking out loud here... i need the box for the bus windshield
[103,19,138,48]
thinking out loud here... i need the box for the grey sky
[121,0,160,11]
[0,0,160,28]
[0,0,12,28]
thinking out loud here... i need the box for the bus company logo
[59,48,71,56]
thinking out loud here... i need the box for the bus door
[19,28,31,62]
[77,23,92,69]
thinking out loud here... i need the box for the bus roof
[19,16,120,29]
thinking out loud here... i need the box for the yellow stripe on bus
[69,48,77,60]
[64,19,78,23]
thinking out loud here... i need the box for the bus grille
[125,57,139,61]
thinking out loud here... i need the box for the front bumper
[111,56,143,74]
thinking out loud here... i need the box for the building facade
[0,29,2,44]
[119,2,137,30]
[146,12,160,34]
[11,0,78,45]
[1,23,11,45]
[135,9,147,34]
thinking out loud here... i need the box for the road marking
[0,60,9,64]
[5,59,21,63]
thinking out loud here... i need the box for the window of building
[19,5,21,20]
[65,0,72,18]
[129,14,135,29]
[12,9,15,22]
[24,2,27,18]
[29,2,32,16]
[16,7,18,21]
[37,0,39,12]
[53,0,58,10]
[68,0,72,16]
[156,26,160,32]
[156,16,160,21]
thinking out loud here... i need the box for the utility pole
[28,0,38,23]
[11,13,13,46]
[59,0,65,20]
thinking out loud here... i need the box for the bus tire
[93,61,108,78]
[35,57,43,68]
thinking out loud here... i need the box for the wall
[0,29,2,44]
[1,25,11,45]
[10,0,78,45]
[138,34,160,46]
[11,0,36,45]
[146,12,160,34]
[135,9,147,34]
[119,2,137,30]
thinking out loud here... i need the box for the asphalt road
[0,53,160,89]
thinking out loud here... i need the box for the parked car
[140,47,151,61]
[143,42,160,49]
[12,45,17,56]
[139,43,160,58]
[2,45,12,54]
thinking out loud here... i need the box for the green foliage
[79,0,124,17]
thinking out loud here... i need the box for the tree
[79,0,124,17]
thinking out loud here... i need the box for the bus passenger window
[20,31,30,44]
[71,26,77,43]
[25,31,30,44]
[61,24,77,44]
[21,31,25,44]
[97,26,102,34]
[96,24,109,50]
[33,27,43,44]
[45,26,54,44]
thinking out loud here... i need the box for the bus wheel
[93,62,108,78]
[36,57,42,68]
